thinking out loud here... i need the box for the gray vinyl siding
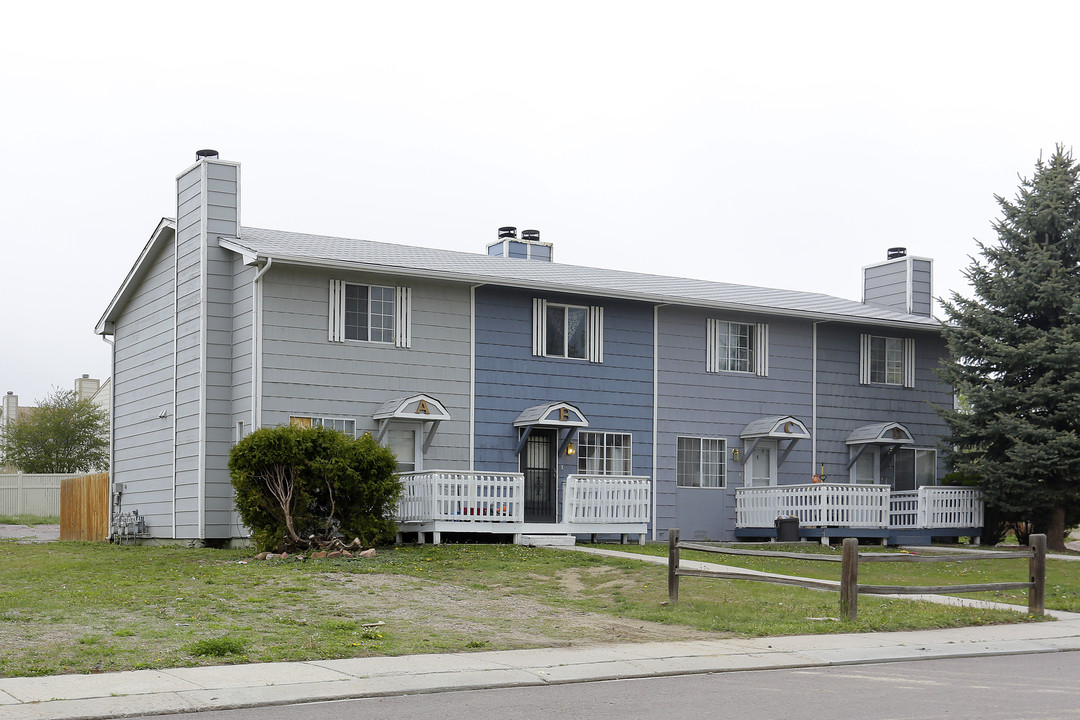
[863,262,908,314]
[473,287,654,483]
[655,308,813,542]
[112,236,176,536]
[173,164,204,537]
[911,259,933,317]
[203,238,239,538]
[258,266,471,469]
[201,162,241,538]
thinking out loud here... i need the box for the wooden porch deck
[734,484,984,546]
[395,470,651,545]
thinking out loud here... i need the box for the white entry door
[746,441,777,487]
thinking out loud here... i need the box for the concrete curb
[4,623,1080,720]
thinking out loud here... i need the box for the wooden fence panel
[60,473,110,541]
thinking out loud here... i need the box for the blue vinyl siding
[473,287,654,481]
[656,308,814,541]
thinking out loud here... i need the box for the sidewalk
[2,547,1078,720]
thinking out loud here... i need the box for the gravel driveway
[0,524,60,543]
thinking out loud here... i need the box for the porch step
[515,534,577,547]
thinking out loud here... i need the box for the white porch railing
[736,483,891,529]
[889,490,921,529]
[890,487,983,529]
[563,474,651,524]
[396,471,524,523]
[736,484,985,531]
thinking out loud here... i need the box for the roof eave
[96,218,176,335]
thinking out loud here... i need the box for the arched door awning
[373,394,450,452]
[738,415,810,467]
[513,402,589,455]
[845,422,914,470]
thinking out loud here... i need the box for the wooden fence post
[668,528,680,603]
[840,537,859,621]
[1028,533,1046,616]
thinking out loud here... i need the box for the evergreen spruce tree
[940,146,1080,550]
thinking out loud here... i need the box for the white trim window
[290,416,356,437]
[676,436,726,488]
[707,319,768,375]
[577,431,632,475]
[533,299,603,362]
[859,334,915,387]
[889,448,936,491]
[329,280,411,348]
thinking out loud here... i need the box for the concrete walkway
[2,547,1078,720]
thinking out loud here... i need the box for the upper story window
[547,303,588,359]
[707,319,768,376]
[346,284,395,343]
[676,436,726,488]
[329,280,411,348]
[532,299,604,363]
[859,334,914,387]
[577,431,632,475]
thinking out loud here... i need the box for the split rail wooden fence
[666,528,1046,621]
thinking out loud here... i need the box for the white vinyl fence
[0,473,75,516]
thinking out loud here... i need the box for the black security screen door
[522,430,556,522]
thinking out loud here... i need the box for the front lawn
[0,539,1042,677]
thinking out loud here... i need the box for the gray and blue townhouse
[95,151,983,547]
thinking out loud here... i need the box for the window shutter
[706,318,719,373]
[755,323,769,377]
[859,333,871,385]
[903,337,916,388]
[328,279,346,342]
[395,286,412,348]
[588,306,604,363]
[532,298,546,356]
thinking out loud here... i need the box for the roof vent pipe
[195,149,220,161]
[522,229,540,242]
[498,226,517,239]
[887,247,907,260]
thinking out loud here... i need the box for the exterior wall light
[565,440,576,456]
[731,448,740,462]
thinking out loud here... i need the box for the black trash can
[774,516,799,542]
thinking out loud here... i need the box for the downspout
[652,304,668,540]
[811,321,825,477]
[251,258,273,431]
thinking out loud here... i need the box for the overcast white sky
[2,1,1077,405]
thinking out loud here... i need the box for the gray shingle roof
[223,225,942,329]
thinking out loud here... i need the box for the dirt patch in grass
[313,573,726,648]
